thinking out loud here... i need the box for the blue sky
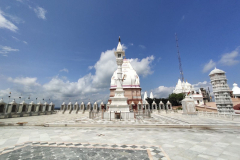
[0,0,240,106]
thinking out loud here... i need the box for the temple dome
[232,83,240,95]
[110,59,140,89]
[209,67,225,75]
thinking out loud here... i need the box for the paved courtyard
[1,111,240,127]
[0,126,240,160]
[1,112,240,159]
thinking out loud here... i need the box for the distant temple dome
[110,59,140,89]
[209,67,225,76]
[232,83,240,97]
[173,79,193,94]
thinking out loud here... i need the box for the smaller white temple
[173,79,204,105]
[80,102,85,110]
[143,91,147,104]
[0,99,8,118]
[173,79,194,94]
[150,92,154,99]
[182,94,197,115]
[232,83,240,98]
[93,102,98,110]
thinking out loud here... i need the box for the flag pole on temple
[19,94,22,104]
[8,92,11,104]
[28,95,30,104]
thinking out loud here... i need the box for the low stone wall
[195,105,218,112]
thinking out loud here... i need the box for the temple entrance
[31,105,35,112]
[46,105,49,111]
[12,105,17,112]
[101,105,105,110]
[197,100,199,104]
[133,104,137,110]
[87,105,90,110]
[152,105,156,110]
[22,105,27,112]
[0,104,4,113]
[115,113,120,119]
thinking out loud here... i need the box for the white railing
[197,111,240,120]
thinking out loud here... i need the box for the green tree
[168,93,185,106]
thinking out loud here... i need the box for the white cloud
[0,47,155,107]
[34,7,47,20]
[12,36,28,44]
[0,10,18,32]
[202,59,216,73]
[129,55,155,77]
[0,46,19,56]
[12,36,19,41]
[23,41,28,44]
[92,48,117,88]
[192,81,211,90]
[152,86,175,98]
[59,68,69,73]
[8,77,40,86]
[139,45,146,49]
[219,47,239,66]
[88,66,94,70]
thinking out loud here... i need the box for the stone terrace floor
[1,112,240,160]
[0,126,240,160]
[1,111,240,126]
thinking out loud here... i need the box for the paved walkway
[1,112,240,159]
[1,112,240,127]
[0,126,240,160]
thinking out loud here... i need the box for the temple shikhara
[108,59,142,110]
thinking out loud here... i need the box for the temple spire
[117,36,123,51]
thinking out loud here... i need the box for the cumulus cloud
[192,81,212,90]
[0,46,19,56]
[219,47,239,66]
[8,77,40,86]
[0,10,18,32]
[59,68,69,73]
[202,59,216,73]
[129,55,155,77]
[34,7,47,20]
[0,46,155,107]
[152,86,175,98]
[92,48,117,88]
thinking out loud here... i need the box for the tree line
[145,93,185,107]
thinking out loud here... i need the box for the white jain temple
[173,79,204,105]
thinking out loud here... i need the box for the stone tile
[189,145,207,153]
